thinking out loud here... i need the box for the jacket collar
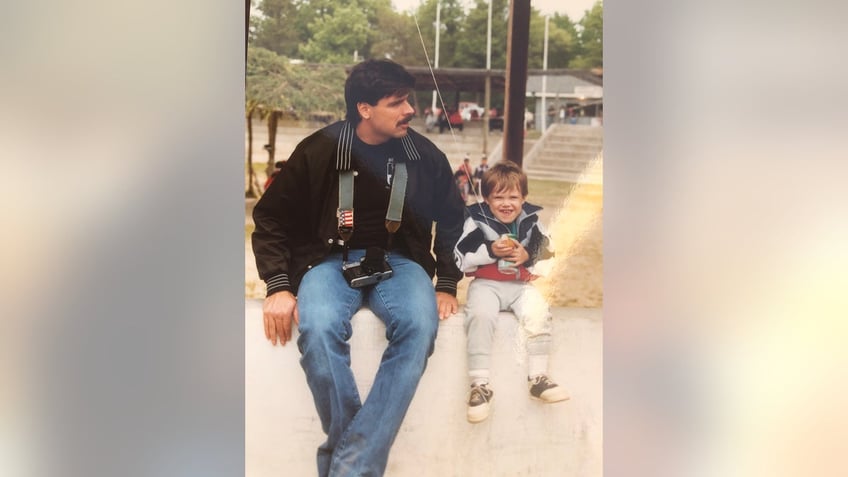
[469,201,542,232]
[334,120,421,171]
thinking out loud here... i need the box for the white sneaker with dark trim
[528,375,569,403]
[467,383,494,423]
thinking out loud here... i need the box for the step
[550,124,604,136]
[533,156,598,168]
[546,138,604,149]
[526,170,602,185]
[542,142,602,152]
[536,148,601,162]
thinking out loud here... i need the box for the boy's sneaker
[528,375,569,403]
[467,383,494,423]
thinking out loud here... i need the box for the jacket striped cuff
[265,273,292,297]
[435,276,458,296]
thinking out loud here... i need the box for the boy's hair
[481,160,528,198]
[345,59,416,125]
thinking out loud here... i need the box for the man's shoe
[528,375,569,403]
[467,383,494,423]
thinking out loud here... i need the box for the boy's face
[484,186,525,224]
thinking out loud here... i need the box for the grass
[526,178,576,210]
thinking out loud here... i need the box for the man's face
[484,186,525,225]
[356,93,415,144]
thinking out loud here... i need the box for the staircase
[523,124,603,183]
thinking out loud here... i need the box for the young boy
[454,160,568,423]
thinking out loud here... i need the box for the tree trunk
[245,107,257,198]
[265,111,279,179]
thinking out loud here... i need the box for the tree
[453,0,509,69]
[413,0,466,68]
[251,0,300,57]
[245,47,293,188]
[363,0,427,66]
[298,5,370,63]
[245,99,262,198]
[245,47,347,195]
[569,1,603,69]
[541,13,578,69]
[367,8,421,66]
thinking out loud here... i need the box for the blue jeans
[296,250,439,477]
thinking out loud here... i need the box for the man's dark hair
[345,59,416,125]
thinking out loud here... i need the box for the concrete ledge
[246,299,602,476]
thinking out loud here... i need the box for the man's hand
[263,291,299,346]
[435,291,458,320]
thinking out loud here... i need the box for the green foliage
[370,12,421,65]
[250,0,300,57]
[411,0,466,68]
[537,13,577,69]
[569,1,603,69]
[252,0,601,71]
[298,5,370,63]
[433,0,579,70]
[254,0,419,65]
[246,47,346,118]
[453,0,509,69]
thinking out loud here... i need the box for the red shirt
[467,263,537,282]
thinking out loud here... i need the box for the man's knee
[298,307,353,348]
[396,312,437,337]
[385,312,437,355]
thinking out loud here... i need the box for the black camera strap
[384,159,407,239]
[335,121,418,263]
[337,162,407,262]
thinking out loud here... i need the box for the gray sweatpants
[464,278,553,372]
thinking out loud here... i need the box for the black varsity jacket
[252,121,466,296]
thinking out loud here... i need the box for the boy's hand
[504,243,530,265]
[491,237,519,258]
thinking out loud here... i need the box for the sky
[392,0,599,21]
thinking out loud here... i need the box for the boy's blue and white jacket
[454,201,555,280]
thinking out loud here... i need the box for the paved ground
[246,301,602,477]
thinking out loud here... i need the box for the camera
[342,247,393,288]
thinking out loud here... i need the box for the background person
[472,154,489,195]
[454,155,473,203]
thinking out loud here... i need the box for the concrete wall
[246,300,602,476]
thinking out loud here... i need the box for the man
[252,59,465,477]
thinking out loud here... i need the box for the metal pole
[540,15,549,131]
[483,0,493,154]
[431,1,441,112]
[502,0,531,168]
